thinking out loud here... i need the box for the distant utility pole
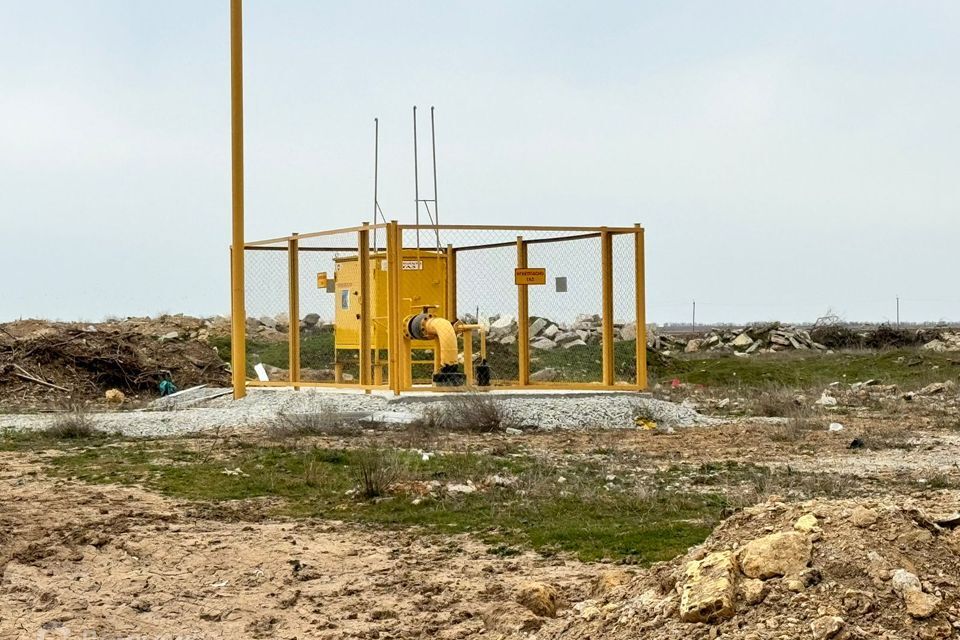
[692,299,696,333]
[896,296,900,328]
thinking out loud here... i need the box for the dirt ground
[4,403,960,639]
[0,453,607,640]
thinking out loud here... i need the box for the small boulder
[810,615,845,639]
[904,589,941,619]
[739,578,768,605]
[530,368,561,382]
[794,514,819,532]
[104,389,126,404]
[738,531,811,580]
[679,550,738,623]
[850,506,879,528]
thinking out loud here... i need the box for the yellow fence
[239,223,646,394]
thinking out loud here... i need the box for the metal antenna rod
[430,106,440,251]
[373,117,380,253]
[413,106,420,250]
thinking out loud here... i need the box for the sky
[1,1,958,325]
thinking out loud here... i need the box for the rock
[732,332,753,348]
[794,514,819,532]
[921,339,947,353]
[499,335,517,345]
[892,569,941,617]
[562,339,588,349]
[554,331,579,345]
[828,422,845,432]
[815,392,838,407]
[684,339,702,353]
[810,615,845,639]
[591,570,631,597]
[491,315,516,330]
[738,532,811,580]
[529,318,549,336]
[892,569,922,595]
[446,483,476,495]
[850,506,878,528]
[739,578,768,605]
[679,550,738,623]
[159,331,179,341]
[904,589,941,619]
[516,582,561,617]
[302,313,321,327]
[259,316,277,330]
[104,389,125,404]
[918,381,952,396]
[542,324,560,339]
[530,368,561,382]
[531,338,557,350]
[620,322,638,341]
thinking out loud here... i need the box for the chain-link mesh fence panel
[243,245,290,379]
[612,231,639,384]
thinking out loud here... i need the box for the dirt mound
[0,320,229,408]
[539,494,960,639]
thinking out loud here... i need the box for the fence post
[386,221,401,394]
[517,236,530,386]
[287,233,300,389]
[446,244,457,321]
[601,228,615,386]
[358,224,372,386]
[635,224,647,390]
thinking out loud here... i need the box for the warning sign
[515,268,546,285]
[316,272,328,288]
[401,260,423,271]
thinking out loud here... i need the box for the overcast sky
[1,1,958,325]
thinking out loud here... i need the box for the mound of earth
[533,494,960,640]
[0,319,229,409]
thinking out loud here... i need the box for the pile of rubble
[0,319,229,408]
[922,332,960,353]
[652,323,829,356]
[530,495,960,640]
[486,313,638,351]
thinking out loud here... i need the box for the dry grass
[410,393,516,434]
[353,447,401,499]
[272,406,361,441]
[767,405,820,442]
[46,405,100,439]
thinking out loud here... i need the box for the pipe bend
[422,316,459,367]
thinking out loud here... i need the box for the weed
[272,406,361,440]
[353,447,401,499]
[46,406,100,439]
[767,406,819,442]
[421,393,516,433]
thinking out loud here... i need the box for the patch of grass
[662,348,958,391]
[45,439,724,564]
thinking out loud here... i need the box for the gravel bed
[0,389,718,438]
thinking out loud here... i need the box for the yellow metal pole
[446,244,457,321]
[463,328,474,385]
[358,224,372,386]
[386,221,401,394]
[287,233,300,389]
[516,236,530,386]
[601,228,615,386]
[635,224,648,390]
[229,0,246,399]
